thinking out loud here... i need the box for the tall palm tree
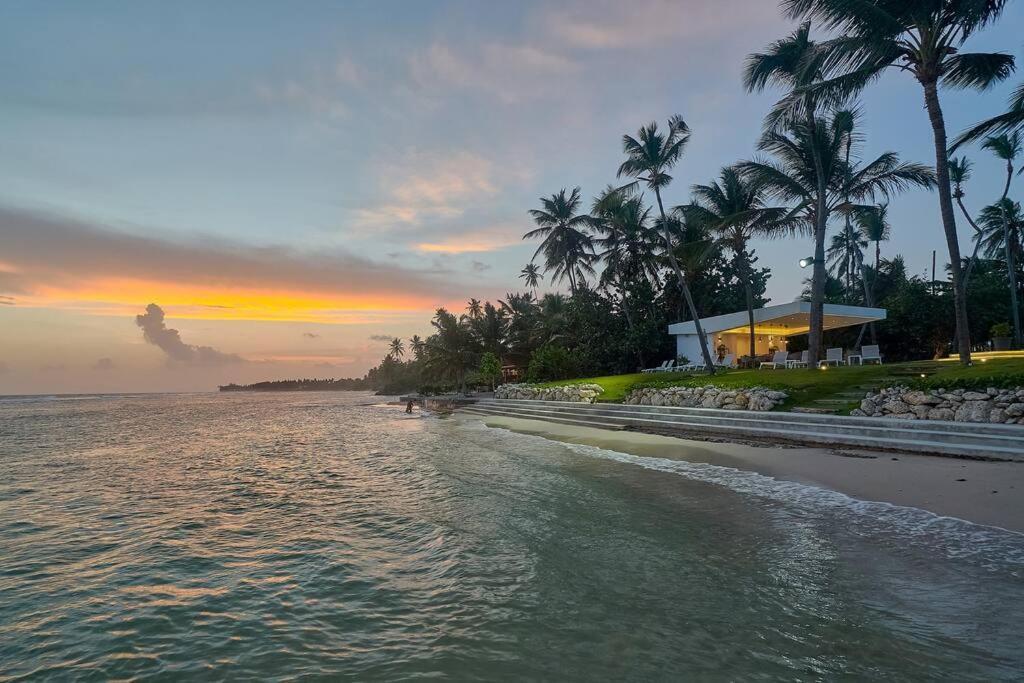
[785,0,1016,364]
[826,223,867,299]
[524,188,595,295]
[424,308,476,394]
[982,131,1022,345]
[744,22,833,366]
[684,167,787,359]
[470,302,508,359]
[955,81,1024,145]
[738,110,935,359]
[855,203,890,344]
[409,334,425,362]
[977,199,1024,260]
[466,298,483,320]
[949,156,988,285]
[499,292,537,365]
[389,337,404,360]
[617,115,716,373]
[519,263,542,296]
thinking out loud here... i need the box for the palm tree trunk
[922,79,972,364]
[807,113,828,369]
[655,188,716,374]
[956,195,985,287]
[997,159,1022,347]
[739,253,756,360]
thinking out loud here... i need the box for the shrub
[890,374,1024,392]
[991,322,1012,338]
[478,352,502,390]
[417,383,455,396]
[526,344,577,383]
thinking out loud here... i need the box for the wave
[465,419,1024,573]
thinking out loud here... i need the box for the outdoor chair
[860,345,883,365]
[818,347,845,368]
[786,350,809,368]
[759,351,789,369]
[716,354,737,369]
[642,360,670,374]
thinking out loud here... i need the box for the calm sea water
[1,391,1023,680]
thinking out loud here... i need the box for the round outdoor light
[799,257,815,269]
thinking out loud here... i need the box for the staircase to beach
[460,398,1024,461]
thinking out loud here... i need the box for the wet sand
[459,414,1024,533]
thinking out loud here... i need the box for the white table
[847,355,862,366]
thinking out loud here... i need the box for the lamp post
[799,256,816,269]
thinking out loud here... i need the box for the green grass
[536,357,1024,409]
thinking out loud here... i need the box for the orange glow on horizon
[15,277,442,324]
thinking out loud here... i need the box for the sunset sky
[2,0,1023,394]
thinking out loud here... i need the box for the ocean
[1,391,1022,680]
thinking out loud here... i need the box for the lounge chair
[759,351,789,369]
[642,360,670,374]
[818,347,845,368]
[860,345,883,365]
[716,353,737,369]
[786,350,809,368]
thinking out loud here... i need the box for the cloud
[0,205,490,321]
[135,303,242,365]
[368,334,392,342]
[93,357,115,371]
[471,260,491,272]
[253,56,363,121]
[410,42,579,103]
[302,332,320,339]
[0,295,13,305]
[540,0,784,50]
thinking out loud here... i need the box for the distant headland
[219,378,371,392]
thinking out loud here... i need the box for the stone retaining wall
[495,383,604,403]
[625,386,788,411]
[852,386,1024,424]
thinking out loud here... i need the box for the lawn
[537,356,1024,410]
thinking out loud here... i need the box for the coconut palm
[738,110,935,361]
[423,308,476,394]
[684,167,788,360]
[470,302,508,359]
[744,22,834,366]
[982,132,1022,345]
[949,156,988,286]
[466,298,483,320]
[387,337,404,360]
[409,334,425,362]
[955,81,1024,145]
[519,263,542,295]
[977,199,1024,260]
[524,188,595,295]
[826,223,867,299]
[784,0,1016,364]
[617,115,716,373]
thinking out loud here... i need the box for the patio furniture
[786,350,809,368]
[860,345,882,365]
[642,360,671,374]
[759,351,790,369]
[818,347,845,368]
[716,354,737,369]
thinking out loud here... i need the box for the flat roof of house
[667,301,886,337]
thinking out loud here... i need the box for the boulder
[881,400,910,414]
[961,391,990,401]
[1005,403,1024,418]
[926,407,955,421]
[989,408,1007,424]
[902,390,940,406]
[955,400,992,423]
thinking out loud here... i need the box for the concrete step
[464,400,1024,460]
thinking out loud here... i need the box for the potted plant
[991,322,1012,351]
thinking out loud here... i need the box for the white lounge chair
[786,350,809,368]
[861,345,883,365]
[818,347,845,368]
[759,351,789,369]
[642,360,670,374]
[716,354,737,369]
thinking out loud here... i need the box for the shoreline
[456,413,1024,533]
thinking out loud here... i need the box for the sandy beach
[459,413,1024,533]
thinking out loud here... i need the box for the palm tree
[744,22,833,366]
[466,298,483,320]
[738,110,935,361]
[854,203,890,344]
[519,263,542,296]
[409,334,425,362]
[424,308,476,394]
[826,224,867,299]
[785,0,1016,364]
[524,188,595,295]
[982,132,1022,346]
[617,115,716,373]
[977,199,1024,260]
[949,156,988,285]
[684,167,787,360]
[499,292,537,366]
[955,81,1024,145]
[388,337,404,360]
[470,302,508,359]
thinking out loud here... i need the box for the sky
[2,0,1022,394]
